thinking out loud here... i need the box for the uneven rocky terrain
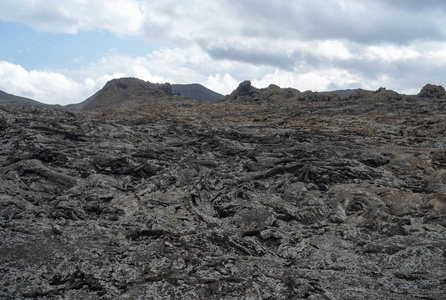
[1,81,446,299]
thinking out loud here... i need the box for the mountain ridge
[2,79,445,110]
[1,80,224,110]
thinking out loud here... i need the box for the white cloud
[203,73,239,95]
[251,68,362,92]
[313,40,354,60]
[139,1,238,43]
[0,0,143,35]
[0,61,92,105]
[4,0,444,44]
[425,42,446,62]
[364,45,421,62]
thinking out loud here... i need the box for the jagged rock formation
[223,80,348,104]
[0,83,446,299]
[222,80,302,103]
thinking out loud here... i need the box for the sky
[1,0,446,105]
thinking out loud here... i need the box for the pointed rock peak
[160,82,172,95]
[235,80,257,95]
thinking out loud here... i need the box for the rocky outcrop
[1,84,446,299]
[347,87,404,102]
[222,80,301,103]
[418,83,446,99]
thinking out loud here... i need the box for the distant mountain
[171,84,223,101]
[0,90,62,109]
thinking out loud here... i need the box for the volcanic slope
[0,89,63,109]
[81,77,195,111]
[0,82,446,299]
[171,83,223,101]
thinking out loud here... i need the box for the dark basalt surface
[1,85,446,299]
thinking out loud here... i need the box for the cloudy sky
[1,0,446,105]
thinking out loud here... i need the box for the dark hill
[0,90,62,109]
[171,83,223,101]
